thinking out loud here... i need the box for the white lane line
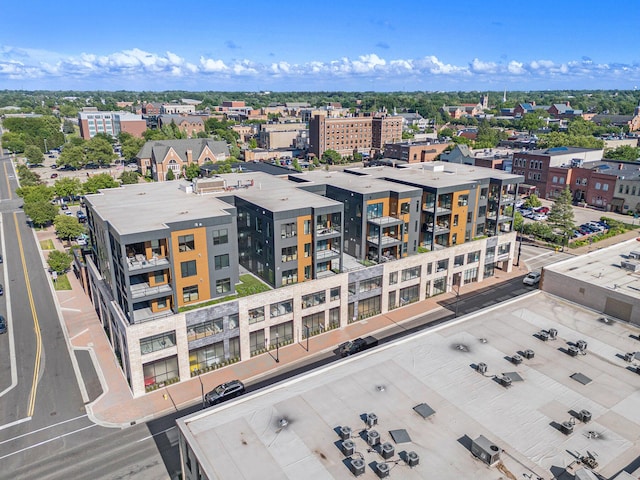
[0,214,18,400]
[0,417,31,432]
[60,308,82,313]
[69,328,89,340]
[526,251,554,262]
[0,414,87,444]
[136,426,176,443]
[0,423,98,460]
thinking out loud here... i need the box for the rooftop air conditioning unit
[511,354,523,365]
[477,362,488,374]
[499,375,512,387]
[577,340,588,352]
[406,451,419,467]
[621,260,640,272]
[560,421,574,435]
[368,430,381,446]
[523,349,535,359]
[349,458,365,476]
[375,462,390,478]
[579,410,592,423]
[366,413,378,428]
[341,440,355,456]
[568,345,580,357]
[539,331,550,341]
[339,426,352,440]
[548,328,558,340]
[471,435,501,465]
[629,251,640,260]
[380,442,395,460]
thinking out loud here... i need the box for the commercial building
[160,104,196,115]
[309,114,402,158]
[383,140,451,163]
[177,253,640,479]
[84,166,521,396]
[156,115,205,138]
[78,107,147,140]
[258,122,306,149]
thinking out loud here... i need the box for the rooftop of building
[517,146,603,157]
[85,181,235,236]
[177,290,640,480]
[346,162,523,189]
[289,170,422,197]
[544,237,640,298]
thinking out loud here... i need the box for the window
[304,243,311,257]
[282,268,298,285]
[603,184,609,191]
[454,254,465,267]
[498,243,510,255]
[367,203,383,219]
[330,287,341,301]
[464,267,479,284]
[485,246,495,260]
[360,276,382,292]
[187,319,223,342]
[453,214,459,226]
[250,330,265,356]
[216,278,231,294]
[552,176,558,183]
[189,342,224,371]
[154,272,165,284]
[304,265,311,280]
[178,234,194,252]
[281,222,297,238]
[143,356,178,387]
[399,285,419,305]
[249,306,264,324]
[595,182,601,190]
[215,254,229,270]
[400,202,410,214]
[329,307,340,328]
[183,285,199,303]
[270,321,293,346]
[467,250,480,263]
[270,299,293,318]
[401,266,421,281]
[140,331,176,355]
[281,246,297,262]
[458,195,468,206]
[357,295,381,319]
[389,271,398,285]
[302,290,326,309]
[436,259,448,272]
[213,229,228,245]
[302,312,325,337]
[303,219,311,235]
[181,260,197,278]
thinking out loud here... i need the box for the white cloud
[2,46,640,89]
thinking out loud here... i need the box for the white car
[532,213,548,221]
[523,271,541,286]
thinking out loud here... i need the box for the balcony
[132,307,174,324]
[367,215,403,227]
[366,234,402,246]
[316,226,341,238]
[131,282,173,299]
[426,223,450,235]
[127,254,170,272]
[315,248,340,260]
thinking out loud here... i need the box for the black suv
[205,380,245,406]
[339,336,379,357]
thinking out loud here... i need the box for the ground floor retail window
[250,330,265,356]
[484,262,495,278]
[329,307,340,329]
[464,267,479,284]
[189,341,224,373]
[302,311,325,338]
[270,321,293,347]
[358,295,381,320]
[432,276,447,296]
[143,355,178,390]
[399,284,420,305]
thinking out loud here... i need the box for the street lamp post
[304,324,309,352]
[43,138,47,154]
[275,333,280,363]
[198,374,205,408]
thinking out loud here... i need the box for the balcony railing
[366,234,402,246]
[127,255,170,271]
[316,226,341,236]
[367,215,403,226]
[315,248,340,260]
[131,283,173,299]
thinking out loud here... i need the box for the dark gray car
[204,380,245,406]
[0,315,6,334]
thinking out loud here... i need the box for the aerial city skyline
[1,0,639,91]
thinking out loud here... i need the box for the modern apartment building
[309,114,402,158]
[84,165,520,396]
[78,107,147,140]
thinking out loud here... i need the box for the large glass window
[143,356,178,389]
[359,276,382,292]
[249,306,264,324]
[270,321,293,346]
[178,234,194,252]
[399,285,420,305]
[329,307,340,328]
[454,255,465,267]
[189,341,224,372]
[270,299,293,318]
[302,312,325,337]
[389,271,398,285]
[432,277,447,295]
[250,330,265,356]
[281,222,297,238]
[436,259,449,272]
[367,202,383,219]
[467,251,480,263]
[498,243,510,255]
[358,295,381,319]
[281,246,297,262]
[140,331,176,355]
[181,260,197,278]
[401,266,421,281]
[228,337,240,359]
[282,269,298,285]
[330,287,341,301]
[183,285,199,303]
[302,290,326,309]
[187,318,223,342]
[216,278,231,294]
[215,254,230,270]
[464,267,479,284]
[212,228,228,245]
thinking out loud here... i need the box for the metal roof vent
[477,362,488,374]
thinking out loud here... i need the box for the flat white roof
[178,292,640,479]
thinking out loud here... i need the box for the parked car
[76,237,87,246]
[585,222,605,232]
[535,206,550,214]
[339,336,379,357]
[532,213,548,221]
[523,271,541,286]
[0,254,3,263]
[50,173,58,179]
[60,204,69,210]
[85,163,100,169]
[51,164,57,169]
[204,380,245,406]
[0,315,6,334]
[0,284,3,295]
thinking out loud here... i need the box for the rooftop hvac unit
[366,413,378,428]
[499,375,512,387]
[539,331,550,341]
[380,442,395,460]
[477,362,488,374]
[548,328,558,340]
[568,345,580,357]
[577,340,588,352]
[629,251,640,260]
[523,349,535,359]
[374,462,390,478]
[624,352,635,362]
[636,366,640,375]
[471,435,501,465]
[511,354,523,365]
[621,260,640,272]
[560,421,574,435]
[406,451,419,467]
[368,429,381,446]
[349,458,365,477]
[341,440,355,456]
[579,410,592,423]
[339,426,352,440]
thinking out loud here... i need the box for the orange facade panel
[171,227,211,308]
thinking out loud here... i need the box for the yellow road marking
[13,212,42,416]
[3,162,12,200]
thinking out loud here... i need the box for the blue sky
[1,0,639,92]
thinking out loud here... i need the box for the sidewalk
[38,228,529,428]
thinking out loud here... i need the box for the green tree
[15,164,43,186]
[16,184,54,203]
[62,119,75,134]
[518,112,546,133]
[538,132,604,149]
[53,177,83,200]
[54,214,85,244]
[547,186,575,242]
[24,145,44,165]
[184,163,201,180]
[604,145,640,161]
[47,249,73,274]
[119,171,139,185]
[2,131,27,153]
[524,193,542,209]
[166,169,175,181]
[119,133,145,161]
[475,120,500,148]
[248,138,258,149]
[86,136,116,165]
[83,173,119,194]
[58,145,85,169]
[292,158,302,172]
[24,201,58,227]
[321,149,342,164]
[567,117,595,136]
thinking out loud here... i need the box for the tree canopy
[47,249,73,274]
[54,214,85,242]
[83,173,120,194]
[24,201,58,227]
[604,145,640,161]
[547,186,575,237]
